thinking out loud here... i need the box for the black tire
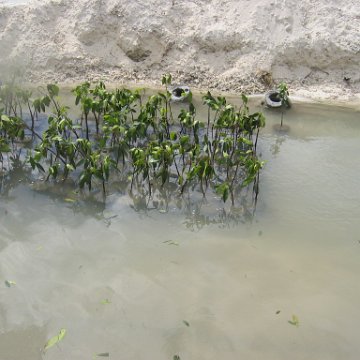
[171,86,190,102]
[265,90,282,108]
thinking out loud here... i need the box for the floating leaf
[101,299,111,305]
[64,198,76,203]
[97,353,110,357]
[288,314,299,327]
[163,240,179,246]
[276,310,281,315]
[44,328,66,352]
[5,280,16,288]
[183,320,190,327]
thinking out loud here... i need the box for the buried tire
[171,86,190,102]
[265,90,282,108]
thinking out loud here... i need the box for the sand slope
[0,0,359,100]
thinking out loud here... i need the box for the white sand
[0,0,359,102]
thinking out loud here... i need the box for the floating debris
[288,314,300,327]
[43,328,66,352]
[5,280,16,288]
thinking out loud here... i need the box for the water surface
[1,101,360,360]
[0,0,29,5]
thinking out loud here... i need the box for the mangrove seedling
[0,75,266,210]
[277,82,290,127]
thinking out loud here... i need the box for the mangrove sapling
[161,73,175,130]
[78,149,113,197]
[17,89,37,134]
[1,76,266,208]
[0,81,16,116]
[82,97,91,141]
[46,84,61,113]
[72,82,92,140]
[0,114,27,169]
[89,81,107,134]
[277,82,290,127]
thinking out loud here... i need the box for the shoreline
[1,0,359,110]
[20,76,360,110]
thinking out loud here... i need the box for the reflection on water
[1,101,360,359]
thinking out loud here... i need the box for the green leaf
[44,328,66,352]
[162,74,172,85]
[288,314,299,327]
[222,187,229,203]
[66,164,75,172]
[0,143,11,152]
[5,280,16,287]
[96,353,110,357]
[170,132,177,141]
[1,114,10,122]
[163,240,179,246]
[47,84,59,97]
[100,299,111,305]
[43,95,51,107]
[215,183,230,203]
[239,137,253,146]
[180,135,190,147]
[183,320,190,327]
[189,102,195,114]
[241,93,248,104]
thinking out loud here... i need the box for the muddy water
[0,0,29,5]
[1,101,360,360]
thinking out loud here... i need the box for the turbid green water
[1,100,360,360]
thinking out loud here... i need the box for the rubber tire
[265,90,282,108]
[171,86,190,102]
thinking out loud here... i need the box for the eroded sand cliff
[0,0,359,101]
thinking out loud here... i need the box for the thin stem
[254,128,260,153]
[84,113,89,140]
[27,100,35,133]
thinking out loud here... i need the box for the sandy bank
[0,0,359,103]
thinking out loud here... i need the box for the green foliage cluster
[277,82,290,128]
[277,82,290,108]
[0,75,265,205]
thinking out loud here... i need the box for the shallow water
[1,101,360,360]
[0,0,29,5]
